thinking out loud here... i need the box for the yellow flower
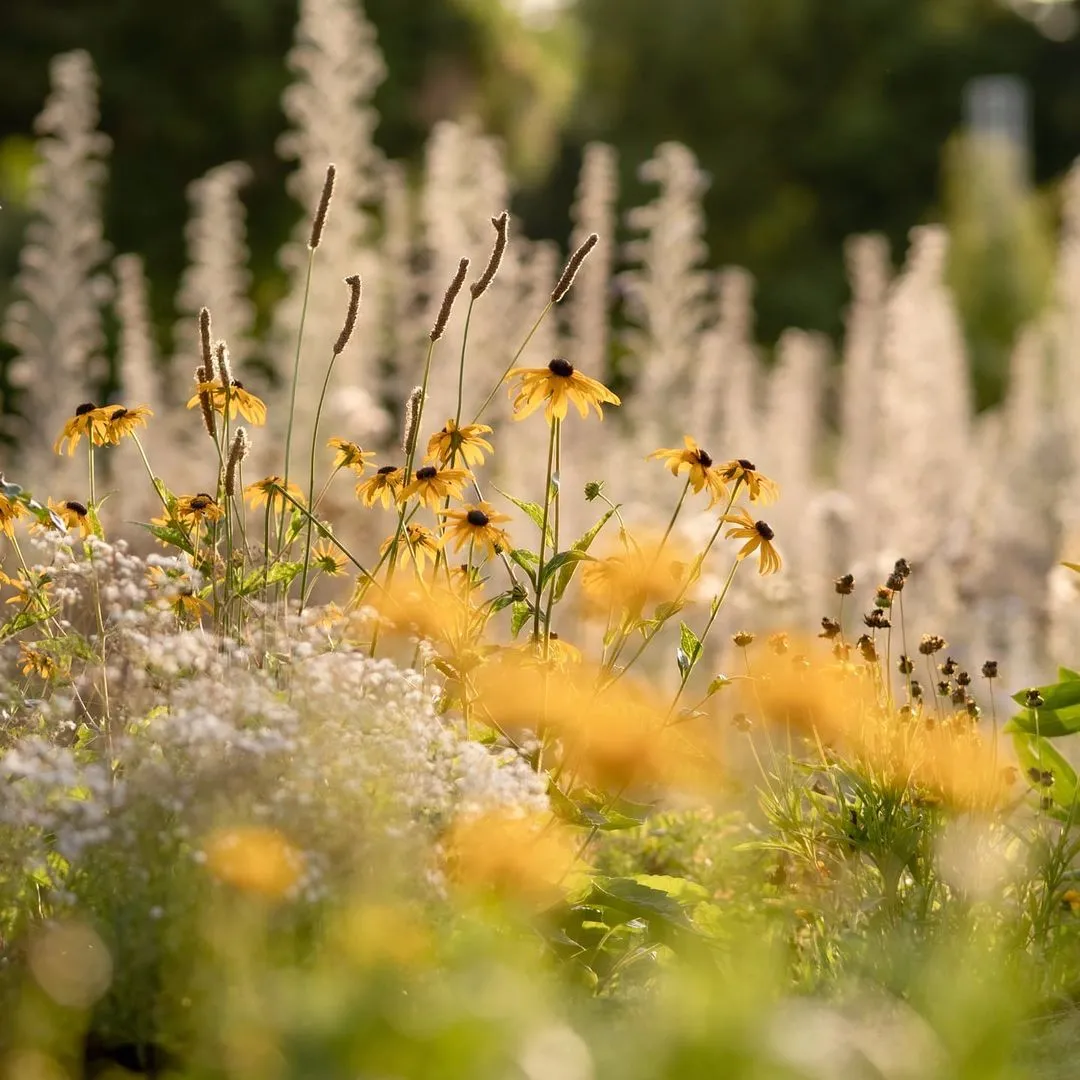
[579,540,689,618]
[518,631,582,669]
[19,643,57,679]
[176,492,225,526]
[425,420,494,468]
[187,380,267,425]
[46,498,92,538]
[203,825,304,900]
[718,459,779,504]
[327,438,376,474]
[506,357,620,423]
[380,523,441,572]
[399,466,471,510]
[102,404,153,444]
[437,502,512,559]
[245,476,304,512]
[0,494,28,537]
[311,540,346,576]
[53,403,112,455]
[647,436,729,505]
[722,508,782,575]
[357,465,405,509]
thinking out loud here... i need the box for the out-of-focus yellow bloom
[426,419,494,468]
[176,492,225,526]
[328,437,375,474]
[203,825,304,900]
[357,465,405,509]
[54,403,112,455]
[648,435,728,505]
[101,404,153,444]
[579,538,689,619]
[46,498,92,538]
[718,459,779,504]
[0,494,28,537]
[187,380,267,425]
[438,502,512,559]
[380,523,440,573]
[245,476,304,512]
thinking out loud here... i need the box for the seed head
[897,654,914,675]
[470,211,509,299]
[834,573,855,596]
[214,340,232,387]
[918,633,947,656]
[1025,688,1044,709]
[430,257,469,342]
[333,274,363,355]
[199,308,213,375]
[981,660,998,679]
[402,386,425,457]
[194,365,216,439]
[225,427,251,497]
[551,232,598,302]
[732,630,755,648]
[309,163,336,250]
[819,617,841,640]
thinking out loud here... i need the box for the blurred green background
[1,0,1079,378]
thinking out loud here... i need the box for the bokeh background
[2,0,1079,393]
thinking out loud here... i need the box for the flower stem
[533,419,559,643]
[471,301,553,425]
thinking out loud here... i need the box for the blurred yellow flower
[718,459,779,504]
[101,404,153,444]
[311,540,346,576]
[46,498,91,538]
[187,380,267,425]
[0,494,28,537]
[328,437,375,474]
[579,540,689,619]
[245,476,304,512]
[380,523,441,573]
[53,403,112,455]
[19,643,57,679]
[506,357,620,423]
[176,492,225,526]
[203,825,304,900]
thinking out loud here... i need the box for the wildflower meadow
[5,2,1080,1078]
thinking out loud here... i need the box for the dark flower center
[75,402,98,416]
[377,465,397,476]
[416,466,438,481]
[466,509,490,527]
[190,493,215,511]
[694,449,713,468]
[754,520,774,541]
[110,408,129,421]
[737,458,755,470]
[548,357,575,378]
[231,379,244,389]
[64,501,88,516]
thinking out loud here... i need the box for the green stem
[533,419,559,642]
[471,301,553,425]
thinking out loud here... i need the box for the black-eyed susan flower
[46,498,91,538]
[718,459,779,505]
[327,438,376,474]
[19,642,57,680]
[647,436,728,505]
[311,540,347,576]
[579,540,689,618]
[722,508,781,575]
[438,502,512,559]
[506,357,620,423]
[426,420,494,468]
[102,404,153,444]
[245,476,304,512]
[380,523,440,572]
[0,493,27,537]
[187,379,267,425]
[399,465,471,510]
[357,465,405,509]
[176,492,225,526]
[54,403,112,456]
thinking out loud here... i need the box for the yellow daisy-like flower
[519,631,583,669]
[46,498,92,538]
[357,465,405,509]
[647,436,729,505]
[328,438,376,474]
[722,508,782,575]
[176,492,225,526]
[19,643,57,680]
[426,420,494,468]
[311,540,346,576]
[53,403,112,456]
[398,466,471,510]
[245,476,304,512]
[718,459,779,505]
[437,502,512,559]
[187,380,267,425]
[102,404,153,444]
[506,357,620,423]
[380,523,441,572]
[0,493,28,537]
[579,541,689,618]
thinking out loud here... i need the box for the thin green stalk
[471,301,553,425]
[533,419,559,642]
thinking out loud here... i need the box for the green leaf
[652,600,685,624]
[1061,667,1080,682]
[487,590,517,614]
[539,549,593,592]
[1013,732,1078,810]
[507,548,539,586]
[266,560,304,587]
[510,600,532,638]
[677,622,702,676]
[553,505,618,602]
[137,520,193,556]
[587,876,698,935]
[493,486,554,548]
[1004,707,1080,739]
[706,674,732,696]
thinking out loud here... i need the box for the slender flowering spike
[402,386,424,456]
[333,274,362,355]
[199,307,213,374]
[308,163,336,250]
[470,211,509,299]
[430,257,469,342]
[225,426,250,497]
[194,365,216,439]
[214,340,232,386]
[551,232,598,302]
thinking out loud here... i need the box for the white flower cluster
[0,539,547,925]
